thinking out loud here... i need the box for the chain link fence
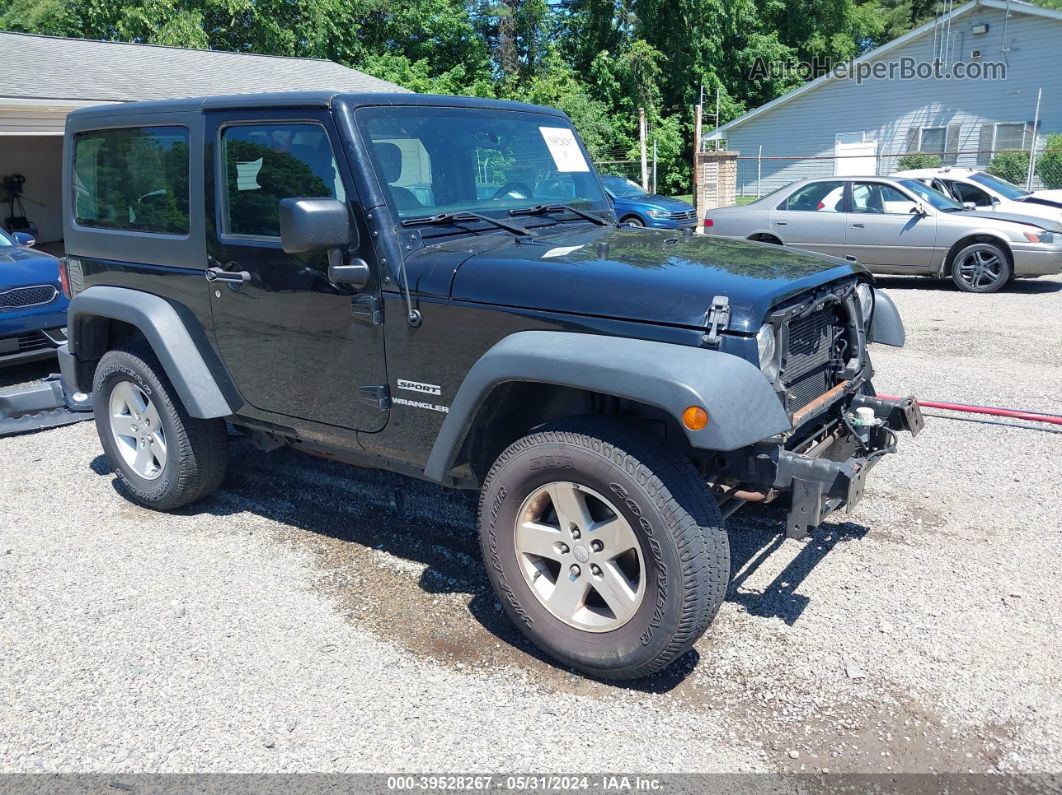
[735,146,1051,199]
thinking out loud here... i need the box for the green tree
[1035,133,1062,189]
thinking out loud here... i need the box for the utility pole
[1027,87,1042,191]
[692,103,703,199]
[639,107,648,190]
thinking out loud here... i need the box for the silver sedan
[703,176,1062,292]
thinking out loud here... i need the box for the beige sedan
[704,176,1062,293]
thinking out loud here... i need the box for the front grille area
[0,284,58,309]
[782,307,839,412]
[0,331,51,358]
[668,209,697,221]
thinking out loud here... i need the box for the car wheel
[94,346,228,510]
[622,216,645,227]
[950,242,1011,293]
[478,418,729,680]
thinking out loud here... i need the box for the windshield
[969,171,1030,199]
[0,229,13,248]
[356,106,610,221]
[601,176,648,198]
[897,178,963,211]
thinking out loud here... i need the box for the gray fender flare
[423,330,792,482]
[67,285,235,419]
[870,288,905,347]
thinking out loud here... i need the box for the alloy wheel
[956,246,1006,291]
[514,482,646,632]
[108,381,167,480]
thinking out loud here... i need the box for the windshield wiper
[402,211,530,236]
[509,204,609,226]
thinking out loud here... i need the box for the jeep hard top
[58,91,922,680]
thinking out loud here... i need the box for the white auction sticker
[541,245,584,259]
[539,127,590,172]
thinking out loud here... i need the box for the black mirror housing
[279,197,355,254]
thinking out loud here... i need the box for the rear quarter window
[73,126,190,235]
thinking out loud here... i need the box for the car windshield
[355,106,611,222]
[897,178,964,211]
[601,176,648,198]
[0,229,13,248]
[969,171,1030,199]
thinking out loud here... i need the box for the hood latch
[702,295,730,347]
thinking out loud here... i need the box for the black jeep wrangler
[58,92,921,680]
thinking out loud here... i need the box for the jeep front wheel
[478,419,729,680]
[94,347,228,510]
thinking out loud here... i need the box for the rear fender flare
[423,330,792,482]
[67,286,235,419]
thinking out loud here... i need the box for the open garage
[0,31,403,253]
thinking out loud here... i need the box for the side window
[73,126,189,234]
[221,123,345,238]
[852,182,918,215]
[950,181,992,207]
[780,181,846,212]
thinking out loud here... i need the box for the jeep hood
[449,226,864,333]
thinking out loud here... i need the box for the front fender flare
[870,288,905,347]
[423,330,792,482]
[67,286,235,419]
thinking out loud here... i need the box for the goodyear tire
[479,418,729,680]
[93,346,228,510]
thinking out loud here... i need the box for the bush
[1035,133,1062,189]
[987,150,1030,186]
[896,152,943,171]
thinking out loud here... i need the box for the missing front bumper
[777,394,923,539]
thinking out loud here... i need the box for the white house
[708,0,1062,195]
[0,33,406,246]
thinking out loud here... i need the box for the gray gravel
[1,274,1060,773]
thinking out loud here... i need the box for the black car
[58,92,921,681]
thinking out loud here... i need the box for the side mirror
[910,202,929,217]
[963,201,977,211]
[279,197,355,254]
[11,231,35,247]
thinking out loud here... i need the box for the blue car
[600,176,698,229]
[0,230,68,367]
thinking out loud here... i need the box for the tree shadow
[88,439,863,691]
[874,275,1062,293]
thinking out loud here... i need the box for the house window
[994,123,1026,151]
[919,127,947,153]
[73,126,190,235]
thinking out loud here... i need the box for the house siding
[723,5,1061,194]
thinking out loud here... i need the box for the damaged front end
[708,278,922,538]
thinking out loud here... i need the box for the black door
[205,109,387,431]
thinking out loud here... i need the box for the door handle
[205,266,251,284]
[775,221,787,226]
[850,223,865,229]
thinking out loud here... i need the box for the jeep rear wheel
[478,419,729,680]
[94,347,228,510]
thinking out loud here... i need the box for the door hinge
[702,295,730,347]
[359,384,391,411]
[351,294,383,326]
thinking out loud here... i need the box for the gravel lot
[1,275,1060,774]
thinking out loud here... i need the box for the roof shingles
[0,32,408,101]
